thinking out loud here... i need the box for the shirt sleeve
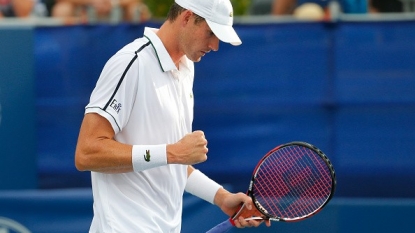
[85,52,139,134]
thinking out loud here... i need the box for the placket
[171,70,186,133]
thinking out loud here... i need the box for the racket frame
[246,141,336,222]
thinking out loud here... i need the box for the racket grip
[205,219,234,233]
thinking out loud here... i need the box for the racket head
[248,141,336,222]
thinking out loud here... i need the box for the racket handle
[206,219,234,233]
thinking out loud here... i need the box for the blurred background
[1,0,415,232]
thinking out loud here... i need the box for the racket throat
[254,199,269,216]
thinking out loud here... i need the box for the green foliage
[145,0,251,18]
[231,0,251,15]
[145,0,175,19]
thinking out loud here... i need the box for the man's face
[180,14,220,62]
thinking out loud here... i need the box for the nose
[209,35,220,52]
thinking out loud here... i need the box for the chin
[191,56,202,63]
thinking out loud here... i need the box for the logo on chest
[109,99,122,114]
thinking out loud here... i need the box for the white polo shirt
[85,27,194,233]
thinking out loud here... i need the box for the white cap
[175,0,242,46]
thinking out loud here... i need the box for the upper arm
[75,112,115,170]
[78,112,115,141]
[75,113,133,173]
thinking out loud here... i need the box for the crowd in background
[249,0,406,15]
[0,0,410,23]
[0,0,151,23]
[249,0,407,20]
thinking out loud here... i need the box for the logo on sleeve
[109,99,122,114]
[144,150,151,162]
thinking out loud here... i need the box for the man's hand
[167,130,208,165]
[214,188,271,228]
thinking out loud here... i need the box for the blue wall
[0,28,37,189]
[33,21,415,197]
[2,20,415,198]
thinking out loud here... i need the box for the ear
[181,10,193,26]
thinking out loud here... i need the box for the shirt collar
[144,27,191,74]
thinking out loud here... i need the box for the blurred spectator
[52,0,151,23]
[42,0,56,16]
[0,0,34,17]
[369,0,403,13]
[293,2,325,20]
[249,0,275,14]
[249,0,368,15]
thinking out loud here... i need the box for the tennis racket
[206,141,336,233]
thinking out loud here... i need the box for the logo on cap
[230,12,233,17]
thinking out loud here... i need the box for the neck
[157,21,184,69]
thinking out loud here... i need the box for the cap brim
[206,20,242,46]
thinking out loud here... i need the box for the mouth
[201,50,210,56]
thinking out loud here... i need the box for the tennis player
[75,0,270,232]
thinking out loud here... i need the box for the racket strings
[253,145,333,220]
[257,148,312,217]
[280,147,331,217]
[287,147,332,215]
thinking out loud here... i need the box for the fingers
[233,217,263,228]
[190,130,208,159]
[167,130,208,165]
[230,193,271,229]
[193,130,208,151]
[234,217,271,228]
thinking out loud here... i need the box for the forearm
[186,165,232,209]
[185,167,223,204]
[214,187,232,208]
[75,136,134,173]
[75,114,208,173]
[76,136,169,173]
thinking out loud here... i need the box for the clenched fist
[167,130,208,165]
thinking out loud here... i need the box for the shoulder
[118,37,153,57]
[103,38,153,69]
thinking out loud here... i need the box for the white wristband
[132,144,167,172]
[185,169,222,205]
